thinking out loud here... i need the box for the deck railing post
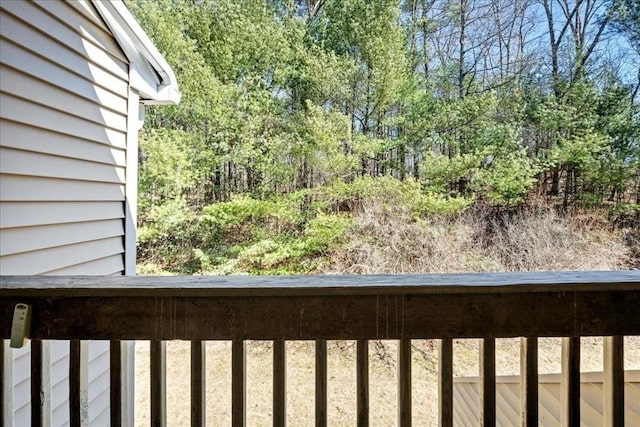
[438,338,453,427]
[315,340,327,427]
[70,340,81,427]
[561,337,580,427]
[232,340,246,427]
[110,340,123,427]
[603,336,624,427]
[480,338,496,426]
[150,340,167,427]
[0,272,638,427]
[357,339,369,427]
[1,339,4,424]
[520,337,538,427]
[273,340,286,426]
[31,339,43,427]
[191,340,206,427]
[398,339,412,426]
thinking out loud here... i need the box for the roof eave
[92,0,181,105]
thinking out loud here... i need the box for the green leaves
[128,0,639,273]
[471,149,538,206]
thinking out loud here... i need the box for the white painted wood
[125,89,142,275]
[0,201,124,228]
[80,341,90,425]
[453,371,640,426]
[3,340,14,425]
[0,37,129,99]
[1,2,130,420]
[41,342,52,427]
[91,0,181,104]
[13,344,30,426]
[66,0,115,34]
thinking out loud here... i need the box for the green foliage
[138,129,197,209]
[317,176,472,216]
[421,152,480,193]
[194,194,352,274]
[471,149,538,206]
[414,192,474,216]
[129,0,639,273]
[137,198,199,270]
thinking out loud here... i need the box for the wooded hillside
[129,0,639,274]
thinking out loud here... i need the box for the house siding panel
[45,254,126,276]
[0,147,126,184]
[1,41,128,113]
[0,237,125,276]
[0,65,128,132]
[0,175,125,202]
[1,93,127,148]
[0,201,124,228]
[0,0,131,424]
[1,1,128,80]
[453,372,640,426]
[1,121,127,167]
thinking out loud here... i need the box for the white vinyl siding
[0,0,131,425]
[453,371,640,426]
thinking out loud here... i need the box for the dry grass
[322,203,629,274]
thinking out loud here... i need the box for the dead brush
[475,204,629,271]
[326,197,480,273]
[323,199,630,273]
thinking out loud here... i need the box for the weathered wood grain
[603,336,624,427]
[273,340,286,427]
[0,340,4,426]
[480,338,495,426]
[1,271,638,296]
[2,289,638,341]
[151,340,166,427]
[191,340,205,427]
[520,337,538,427]
[315,340,327,427]
[232,340,246,427]
[439,338,453,427]
[561,337,580,427]
[357,339,369,427]
[398,338,411,426]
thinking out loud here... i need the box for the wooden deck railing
[1,271,639,426]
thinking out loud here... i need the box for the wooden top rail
[1,270,640,296]
[1,271,640,341]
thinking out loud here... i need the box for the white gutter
[92,0,181,105]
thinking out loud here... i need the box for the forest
[128,0,640,275]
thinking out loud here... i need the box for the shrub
[137,198,200,270]
[315,175,471,217]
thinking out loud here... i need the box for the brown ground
[134,337,640,426]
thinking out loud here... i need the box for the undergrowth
[137,176,633,274]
